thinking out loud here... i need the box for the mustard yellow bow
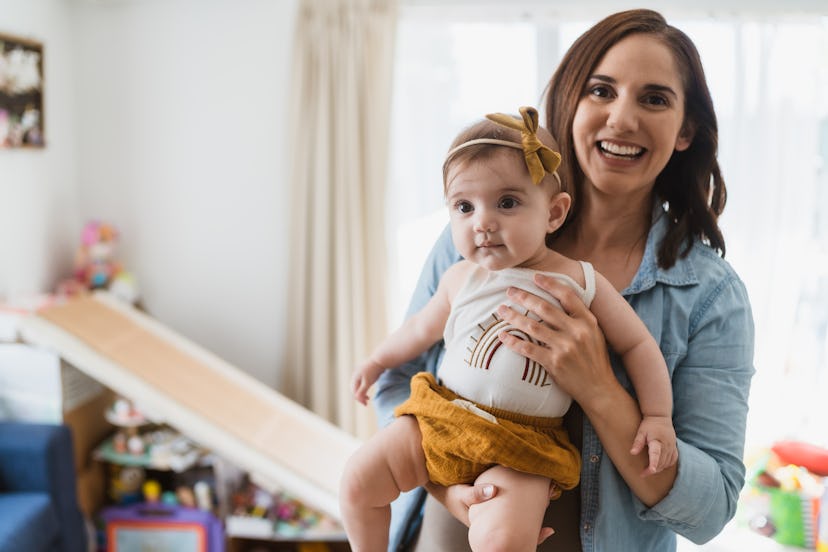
[485,106,561,185]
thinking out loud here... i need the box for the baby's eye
[498,197,519,209]
[455,200,473,214]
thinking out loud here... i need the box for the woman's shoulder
[683,239,746,290]
[676,240,753,327]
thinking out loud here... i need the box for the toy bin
[101,503,224,552]
[747,482,820,549]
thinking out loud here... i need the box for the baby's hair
[442,118,566,196]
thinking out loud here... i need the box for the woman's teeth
[600,141,644,158]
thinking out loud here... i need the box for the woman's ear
[675,121,695,152]
[548,192,571,233]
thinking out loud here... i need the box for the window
[386,6,828,451]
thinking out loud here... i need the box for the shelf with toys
[88,396,226,549]
[19,292,359,551]
[96,397,206,472]
[88,394,349,551]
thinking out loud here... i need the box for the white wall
[0,0,81,297]
[2,0,299,388]
[71,0,298,387]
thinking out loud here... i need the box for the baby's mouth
[599,140,645,159]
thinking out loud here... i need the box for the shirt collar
[622,203,700,296]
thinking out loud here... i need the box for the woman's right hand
[495,274,620,407]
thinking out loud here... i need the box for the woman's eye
[455,201,473,214]
[588,85,612,99]
[643,94,668,107]
[498,197,519,209]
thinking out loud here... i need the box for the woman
[373,9,755,551]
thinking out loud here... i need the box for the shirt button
[590,454,599,463]
[583,523,591,532]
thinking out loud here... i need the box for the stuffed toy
[74,220,121,288]
[57,220,139,303]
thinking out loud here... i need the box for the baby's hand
[351,359,386,406]
[630,415,677,476]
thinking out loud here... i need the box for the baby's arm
[588,272,677,474]
[352,261,468,405]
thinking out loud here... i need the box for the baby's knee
[339,452,372,508]
[468,522,536,552]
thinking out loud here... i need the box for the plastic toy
[772,441,828,476]
[142,479,161,503]
[108,465,145,504]
[194,481,213,512]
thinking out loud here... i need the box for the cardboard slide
[19,292,360,521]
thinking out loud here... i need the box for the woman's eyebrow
[643,83,679,99]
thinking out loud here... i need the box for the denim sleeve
[373,224,460,428]
[633,275,755,544]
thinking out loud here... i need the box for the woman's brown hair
[544,9,726,268]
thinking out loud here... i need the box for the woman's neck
[553,194,652,291]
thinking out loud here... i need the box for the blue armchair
[0,422,87,552]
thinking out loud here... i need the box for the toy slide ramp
[19,292,360,521]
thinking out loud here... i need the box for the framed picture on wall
[0,32,44,148]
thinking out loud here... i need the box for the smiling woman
[387,5,828,447]
[385,5,828,550]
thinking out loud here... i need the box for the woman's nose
[606,98,639,133]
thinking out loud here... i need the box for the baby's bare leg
[467,466,551,552]
[340,416,430,552]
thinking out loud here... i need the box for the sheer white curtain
[709,20,828,447]
[386,8,828,449]
[284,0,397,437]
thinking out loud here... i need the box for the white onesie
[438,261,596,418]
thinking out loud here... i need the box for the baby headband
[446,106,562,186]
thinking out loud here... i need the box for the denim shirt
[374,206,755,552]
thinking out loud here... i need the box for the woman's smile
[598,139,646,160]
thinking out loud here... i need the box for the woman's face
[572,33,692,203]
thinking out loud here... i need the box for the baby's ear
[548,192,571,233]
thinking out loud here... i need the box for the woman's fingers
[504,286,569,331]
[534,272,593,318]
[538,526,556,545]
[469,483,496,504]
[425,482,497,527]
[497,278,613,404]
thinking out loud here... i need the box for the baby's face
[445,149,557,272]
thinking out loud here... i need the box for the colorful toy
[108,465,146,504]
[75,221,122,289]
[56,220,139,303]
[772,441,828,476]
[142,479,161,503]
[101,503,224,552]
